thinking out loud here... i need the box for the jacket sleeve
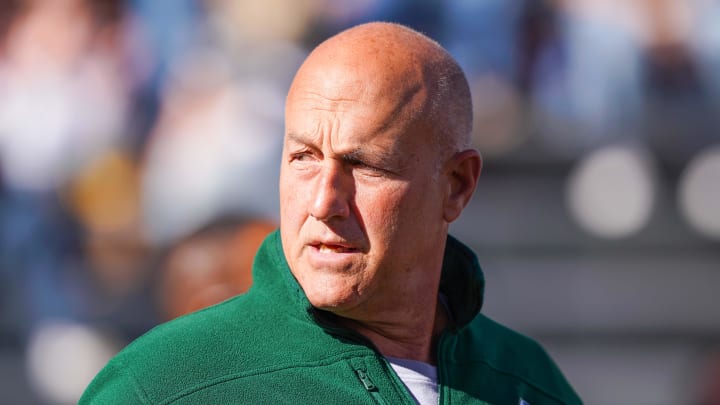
[79,357,150,405]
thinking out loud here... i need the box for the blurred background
[0,0,718,403]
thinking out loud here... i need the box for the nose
[310,160,352,221]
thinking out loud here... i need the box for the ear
[443,149,482,223]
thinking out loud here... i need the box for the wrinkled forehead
[285,47,430,132]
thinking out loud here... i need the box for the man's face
[279,64,450,319]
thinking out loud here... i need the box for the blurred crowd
[0,0,718,403]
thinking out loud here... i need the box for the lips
[313,243,358,253]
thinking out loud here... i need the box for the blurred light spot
[567,145,656,238]
[679,145,720,240]
[26,320,119,404]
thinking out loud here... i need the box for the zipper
[354,366,388,405]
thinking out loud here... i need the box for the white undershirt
[386,356,438,405]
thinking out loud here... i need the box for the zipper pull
[354,365,389,405]
[356,369,377,391]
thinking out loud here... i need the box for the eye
[345,157,386,177]
[289,151,314,162]
[287,150,320,173]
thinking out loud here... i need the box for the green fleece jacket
[80,230,581,404]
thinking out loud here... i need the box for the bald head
[287,22,473,163]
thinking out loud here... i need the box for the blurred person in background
[81,22,580,404]
[158,217,276,320]
[0,1,163,403]
[139,46,285,245]
[0,0,134,335]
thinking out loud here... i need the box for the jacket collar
[439,234,485,329]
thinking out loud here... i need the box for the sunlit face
[279,58,451,319]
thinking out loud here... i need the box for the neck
[339,296,450,365]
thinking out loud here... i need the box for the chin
[306,291,355,311]
[303,280,360,313]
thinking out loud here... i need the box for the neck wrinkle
[340,295,449,365]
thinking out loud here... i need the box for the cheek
[354,182,407,239]
[279,173,307,246]
[369,180,440,238]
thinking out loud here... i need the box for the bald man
[81,23,581,405]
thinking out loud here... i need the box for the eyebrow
[342,146,408,175]
[342,148,386,164]
[285,132,315,145]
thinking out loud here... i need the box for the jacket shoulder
[80,293,290,403]
[449,314,582,405]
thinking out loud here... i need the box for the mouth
[312,243,359,254]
